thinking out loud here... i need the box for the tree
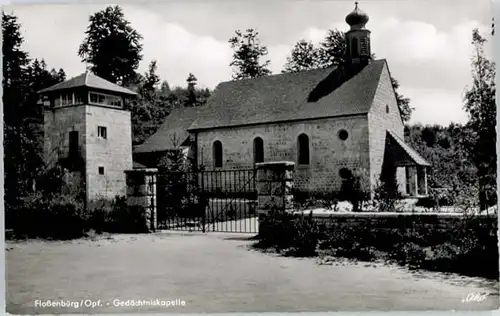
[463,28,496,210]
[228,29,271,80]
[317,29,346,68]
[3,12,67,214]
[282,29,414,122]
[282,40,320,73]
[3,11,31,211]
[78,5,143,86]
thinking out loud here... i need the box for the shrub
[257,210,321,256]
[372,178,403,212]
[390,242,427,268]
[339,168,370,212]
[285,212,322,257]
[11,192,86,240]
[257,210,297,250]
[319,225,376,261]
[87,196,149,233]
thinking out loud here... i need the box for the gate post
[125,168,158,232]
[255,161,295,232]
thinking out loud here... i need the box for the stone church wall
[368,63,407,195]
[196,116,370,194]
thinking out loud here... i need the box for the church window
[213,140,223,168]
[386,105,390,114]
[297,134,310,165]
[351,37,359,58]
[253,137,264,164]
[98,166,105,175]
[338,129,349,141]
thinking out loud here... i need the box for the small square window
[98,166,104,175]
[98,126,107,139]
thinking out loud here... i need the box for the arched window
[351,37,359,58]
[297,134,310,165]
[253,137,264,164]
[213,140,223,168]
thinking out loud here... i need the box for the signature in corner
[461,292,490,303]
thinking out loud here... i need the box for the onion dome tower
[345,1,371,67]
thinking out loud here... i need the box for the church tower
[345,1,371,68]
[38,72,136,202]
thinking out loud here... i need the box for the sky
[6,0,494,126]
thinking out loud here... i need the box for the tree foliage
[462,28,496,209]
[2,12,66,212]
[229,29,271,80]
[282,29,413,122]
[78,5,143,86]
[282,40,320,73]
[405,124,477,206]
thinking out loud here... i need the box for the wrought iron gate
[156,168,258,233]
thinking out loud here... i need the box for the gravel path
[6,232,499,313]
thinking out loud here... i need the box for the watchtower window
[297,133,310,165]
[89,92,122,107]
[69,131,79,158]
[98,126,107,139]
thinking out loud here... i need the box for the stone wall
[44,105,87,168]
[197,116,370,194]
[368,62,406,195]
[86,105,133,200]
[308,212,497,232]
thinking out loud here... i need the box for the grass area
[6,232,499,314]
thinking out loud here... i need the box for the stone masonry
[368,63,406,195]
[256,161,295,214]
[125,168,158,232]
[197,116,370,195]
[44,104,133,202]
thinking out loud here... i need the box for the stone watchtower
[38,72,136,202]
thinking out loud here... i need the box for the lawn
[6,232,499,313]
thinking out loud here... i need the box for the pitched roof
[189,59,387,130]
[386,130,431,167]
[133,106,200,154]
[37,72,137,96]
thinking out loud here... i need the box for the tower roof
[345,1,369,29]
[37,71,137,96]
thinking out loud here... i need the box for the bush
[87,196,149,234]
[320,225,376,261]
[286,212,322,257]
[11,192,86,240]
[257,210,321,257]
[390,242,427,268]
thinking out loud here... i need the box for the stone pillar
[256,161,295,215]
[125,168,158,232]
[423,167,428,196]
[406,166,418,197]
